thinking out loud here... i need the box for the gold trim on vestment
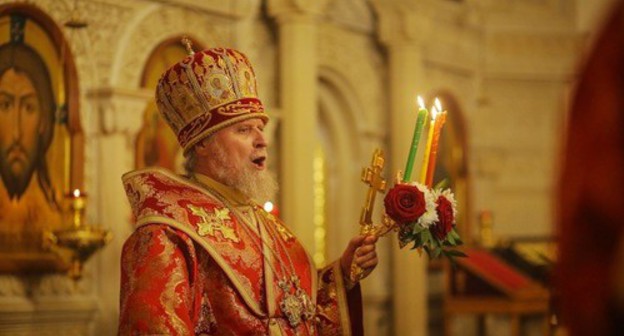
[307,244,318,304]
[268,320,284,336]
[333,261,352,336]
[123,167,200,190]
[123,167,320,329]
[192,173,316,333]
[261,209,277,317]
[134,216,265,318]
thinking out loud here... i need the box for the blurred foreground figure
[557,2,624,335]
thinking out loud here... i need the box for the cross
[181,35,195,56]
[359,149,386,235]
[188,205,239,243]
[351,149,387,283]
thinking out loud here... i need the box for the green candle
[403,96,428,182]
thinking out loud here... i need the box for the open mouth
[252,156,266,169]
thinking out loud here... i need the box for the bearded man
[0,40,59,253]
[0,43,56,204]
[119,46,378,335]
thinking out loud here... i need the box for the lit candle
[403,96,428,182]
[419,105,438,184]
[68,189,87,228]
[70,188,86,207]
[425,98,447,187]
[263,201,280,217]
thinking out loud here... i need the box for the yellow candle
[425,107,447,187]
[419,106,438,184]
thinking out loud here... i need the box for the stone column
[267,0,330,251]
[86,87,151,336]
[389,46,428,336]
[372,1,432,335]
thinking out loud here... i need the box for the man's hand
[340,235,379,282]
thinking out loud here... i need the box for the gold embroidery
[159,237,190,335]
[274,223,293,241]
[261,211,293,241]
[189,205,240,242]
[123,169,268,317]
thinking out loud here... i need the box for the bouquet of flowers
[355,97,466,270]
[383,180,466,263]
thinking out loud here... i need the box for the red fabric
[120,224,276,334]
[557,3,624,335]
[461,248,531,291]
[155,47,269,152]
[347,283,364,336]
[177,97,264,148]
[119,168,362,335]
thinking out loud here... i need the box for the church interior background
[0,0,617,335]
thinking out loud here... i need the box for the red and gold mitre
[155,47,268,153]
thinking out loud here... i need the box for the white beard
[207,144,278,203]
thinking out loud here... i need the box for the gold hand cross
[350,149,386,283]
[359,148,387,235]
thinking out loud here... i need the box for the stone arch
[318,62,392,335]
[110,4,230,88]
[318,25,385,140]
[317,67,364,258]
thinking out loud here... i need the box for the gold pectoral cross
[188,205,240,243]
[350,149,386,283]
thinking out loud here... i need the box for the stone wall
[0,0,606,335]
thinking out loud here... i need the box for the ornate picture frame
[0,4,83,273]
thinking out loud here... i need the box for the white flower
[407,181,438,228]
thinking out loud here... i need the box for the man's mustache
[6,141,27,160]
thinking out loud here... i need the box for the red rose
[384,184,426,224]
[431,195,454,240]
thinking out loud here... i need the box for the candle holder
[43,190,112,281]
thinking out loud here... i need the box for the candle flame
[431,106,439,120]
[434,98,442,112]
[417,96,425,109]
[72,189,81,197]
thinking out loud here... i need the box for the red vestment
[119,168,363,335]
[557,2,624,335]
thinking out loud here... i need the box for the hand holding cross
[359,149,387,234]
[349,149,386,283]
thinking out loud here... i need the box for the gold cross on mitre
[188,205,240,242]
[181,35,195,56]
